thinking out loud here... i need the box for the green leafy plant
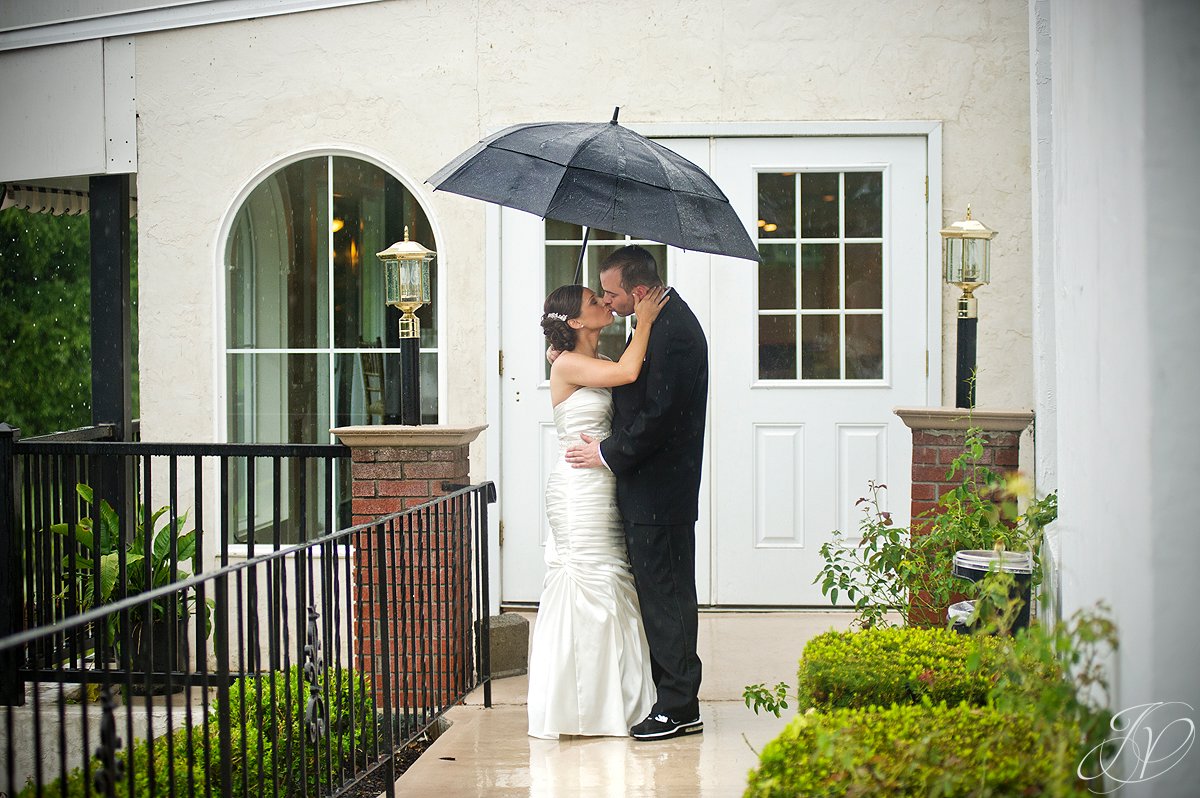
[743,681,791,717]
[743,701,1089,797]
[815,428,1058,629]
[17,666,379,797]
[52,483,209,653]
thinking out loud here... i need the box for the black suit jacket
[600,289,708,525]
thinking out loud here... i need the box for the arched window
[224,154,438,539]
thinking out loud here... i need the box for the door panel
[710,136,927,605]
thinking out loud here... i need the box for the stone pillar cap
[330,424,487,448]
[893,407,1033,432]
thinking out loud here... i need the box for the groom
[565,245,708,741]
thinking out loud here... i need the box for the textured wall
[131,0,1034,465]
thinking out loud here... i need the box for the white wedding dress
[527,386,656,739]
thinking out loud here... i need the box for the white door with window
[498,134,931,606]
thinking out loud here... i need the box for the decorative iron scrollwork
[93,687,124,797]
[303,605,326,743]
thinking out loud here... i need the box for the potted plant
[53,483,210,685]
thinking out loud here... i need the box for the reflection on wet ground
[397,611,855,797]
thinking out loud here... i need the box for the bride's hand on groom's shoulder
[547,345,562,365]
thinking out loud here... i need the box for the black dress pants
[624,521,702,720]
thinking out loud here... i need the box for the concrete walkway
[395,610,855,797]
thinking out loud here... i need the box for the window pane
[332,158,433,350]
[800,173,839,239]
[545,245,578,293]
[759,315,797,379]
[846,314,884,379]
[845,244,883,309]
[334,351,383,427]
[227,455,334,545]
[227,352,329,443]
[757,172,795,239]
[844,172,883,238]
[758,244,796,310]
[420,352,439,424]
[546,219,583,241]
[800,244,839,310]
[226,158,329,349]
[801,315,840,379]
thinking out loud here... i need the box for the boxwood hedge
[795,626,1053,710]
[744,702,1088,798]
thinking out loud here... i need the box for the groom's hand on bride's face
[565,433,603,469]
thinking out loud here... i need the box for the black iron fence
[0,425,494,797]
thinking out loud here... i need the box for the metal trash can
[952,549,1034,633]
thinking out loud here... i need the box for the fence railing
[0,425,494,797]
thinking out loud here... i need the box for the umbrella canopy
[428,108,761,263]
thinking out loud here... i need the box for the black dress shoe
[629,713,703,740]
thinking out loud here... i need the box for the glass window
[225,155,438,541]
[755,171,885,381]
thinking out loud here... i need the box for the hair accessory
[545,312,568,322]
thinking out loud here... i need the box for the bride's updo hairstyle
[542,284,584,352]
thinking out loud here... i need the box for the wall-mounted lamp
[941,205,996,408]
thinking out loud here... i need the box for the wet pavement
[395,610,855,797]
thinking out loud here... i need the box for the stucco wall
[1049,0,1199,793]
[131,0,1034,469]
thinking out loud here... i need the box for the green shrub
[744,702,1088,798]
[18,666,377,797]
[795,627,1040,711]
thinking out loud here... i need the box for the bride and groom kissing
[527,245,708,742]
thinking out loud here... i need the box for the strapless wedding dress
[526,387,655,739]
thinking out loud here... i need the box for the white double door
[498,134,931,606]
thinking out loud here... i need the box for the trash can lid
[953,549,1033,574]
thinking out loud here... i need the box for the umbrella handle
[573,226,591,285]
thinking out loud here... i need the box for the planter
[952,549,1033,633]
[130,616,190,694]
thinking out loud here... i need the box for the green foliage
[743,702,1089,798]
[743,681,790,717]
[0,207,138,436]
[51,483,208,651]
[17,666,377,797]
[815,428,1058,629]
[972,606,1119,771]
[793,627,1033,711]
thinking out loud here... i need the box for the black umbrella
[428,108,761,281]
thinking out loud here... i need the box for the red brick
[351,448,375,462]
[377,479,431,497]
[911,446,939,464]
[352,462,401,480]
[352,481,376,497]
[910,483,937,501]
[405,461,466,480]
[938,446,965,465]
[430,447,468,462]
[912,464,950,483]
[353,497,404,518]
[995,447,1020,467]
[913,431,968,448]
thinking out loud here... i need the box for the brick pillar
[331,424,485,707]
[894,408,1033,626]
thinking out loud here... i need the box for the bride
[526,282,669,739]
